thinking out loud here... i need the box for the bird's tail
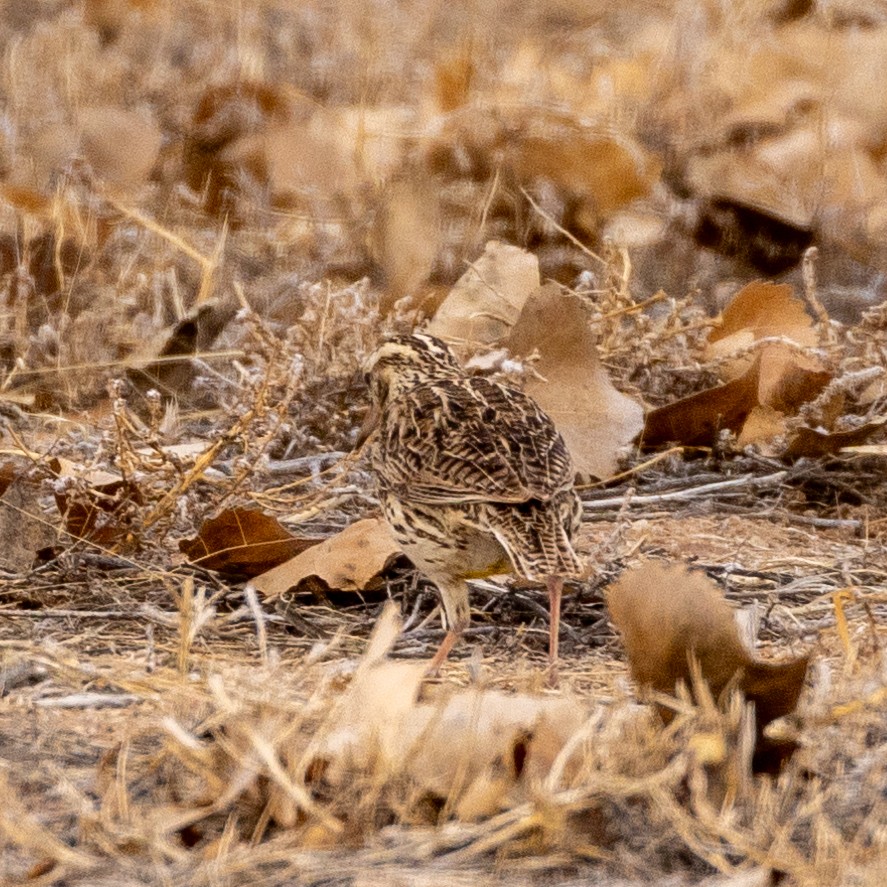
[483,501,584,581]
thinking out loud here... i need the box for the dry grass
[2,506,886,886]
[2,1,887,885]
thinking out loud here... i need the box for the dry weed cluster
[1,2,887,886]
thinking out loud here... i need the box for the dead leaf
[512,125,660,229]
[756,345,831,414]
[401,689,584,815]
[316,604,586,819]
[649,281,829,452]
[179,507,321,578]
[83,0,166,44]
[186,92,410,222]
[134,441,213,465]
[693,197,815,276]
[127,304,231,410]
[642,364,760,449]
[841,443,887,456]
[264,118,360,208]
[706,281,820,377]
[0,184,52,216]
[11,231,91,316]
[784,417,887,459]
[0,461,55,571]
[78,107,162,188]
[642,346,830,449]
[48,457,139,546]
[709,280,818,348]
[737,405,786,449]
[508,284,644,478]
[23,109,161,191]
[602,209,667,249]
[432,46,475,113]
[249,518,403,601]
[605,561,810,773]
[858,376,887,406]
[183,80,301,217]
[426,240,540,351]
[370,176,440,313]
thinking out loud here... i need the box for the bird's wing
[377,377,574,505]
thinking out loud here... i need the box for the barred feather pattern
[365,334,583,631]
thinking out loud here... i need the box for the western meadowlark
[363,332,583,676]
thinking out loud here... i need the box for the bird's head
[363,333,462,410]
[356,334,462,449]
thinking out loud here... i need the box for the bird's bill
[355,402,381,450]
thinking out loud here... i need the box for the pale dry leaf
[508,284,644,478]
[0,461,55,572]
[46,456,123,489]
[361,600,405,668]
[706,281,819,378]
[21,108,161,192]
[324,660,428,778]
[602,209,667,249]
[581,53,658,117]
[687,151,814,233]
[134,441,213,465]
[265,118,360,207]
[249,517,402,600]
[688,108,887,256]
[14,122,80,191]
[841,444,887,455]
[267,104,410,211]
[426,240,540,351]
[737,405,786,450]
[319,606,430,781]
[371,175,440,312]
[512,125,660,230]
[317,605,586,818]
[330,105,412,183]
[401,689,583,802]
[858,376,887,405]
[78,106,162,188]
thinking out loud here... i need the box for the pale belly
[380,495,513,582]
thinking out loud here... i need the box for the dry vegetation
[2,1,887,885]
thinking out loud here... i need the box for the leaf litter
[1,1,887,886]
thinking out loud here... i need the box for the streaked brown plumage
[364,332,582,675]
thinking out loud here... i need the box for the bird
[362,332,583,679]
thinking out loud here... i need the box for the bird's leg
[428,628,460,675]
[427,580,470,677]
[547,575,563,687]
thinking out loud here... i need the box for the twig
[261,452,348,476]
[802,245,835,345]
[582,471,788,510]
[33,692,141,709]
[520,186,607,267]
[716,504,863,531]
[577,446,684,490]
[245,584,269,666]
